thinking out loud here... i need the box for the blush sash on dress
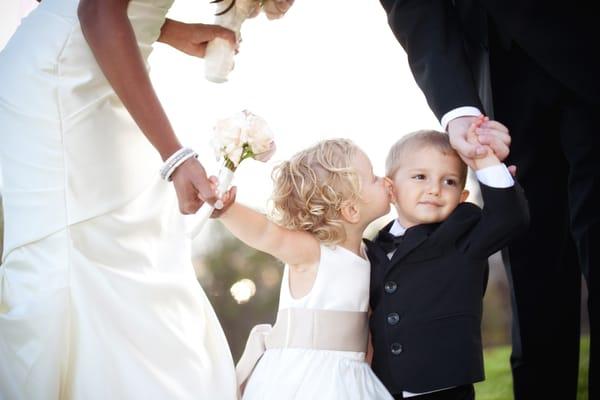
[236,308,368,390]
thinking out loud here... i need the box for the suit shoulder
[432,202,481,240]
[451,201,481,220]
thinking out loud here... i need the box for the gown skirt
[0,1,237,398]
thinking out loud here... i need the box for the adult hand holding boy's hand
[459,116,500,170]
[475,119,511,160]
[448,116,510,161]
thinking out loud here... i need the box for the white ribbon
[187,165,234,239]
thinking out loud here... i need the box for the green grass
[475,336,589,400]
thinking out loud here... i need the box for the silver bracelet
[160,147,198,181]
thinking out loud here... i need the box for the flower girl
[214,139,394,399]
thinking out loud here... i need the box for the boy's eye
[444,178,457,186]
[412,174,426,180]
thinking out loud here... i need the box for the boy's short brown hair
[385,130,468,185]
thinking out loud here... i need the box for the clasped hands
[448,115,516,175]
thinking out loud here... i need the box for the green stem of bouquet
[223,143,255,172]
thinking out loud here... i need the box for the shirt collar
[389,219,407,237]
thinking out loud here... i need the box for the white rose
[211,110,276,166]
[243,112,275,155]
[262,0,294,20]
[213,114,245,158]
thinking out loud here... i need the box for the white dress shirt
[440,106,482,131]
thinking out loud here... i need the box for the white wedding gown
[0,1,237,399]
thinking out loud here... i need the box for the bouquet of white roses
[204,0,295,83]
[189,110,276,238]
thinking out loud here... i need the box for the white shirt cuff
[475,164,514,188]
[440,106,482,131]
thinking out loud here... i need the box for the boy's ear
[460,189,470,202]
[385,177,396,204]
[340,201,361,224]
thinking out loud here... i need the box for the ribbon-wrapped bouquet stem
[190,110,276,238]
[204,0,295,82]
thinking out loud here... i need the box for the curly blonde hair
[270,139,362,245]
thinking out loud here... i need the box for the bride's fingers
[211,25,237,48]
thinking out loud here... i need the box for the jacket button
[387,312,400,325]
[384,281,397,294]
[391,343,403,355]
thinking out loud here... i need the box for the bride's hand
[171,158,218,214]
[262,0,295,20]
[158,19,238,58]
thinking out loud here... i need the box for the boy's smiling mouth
[418,200,443,207]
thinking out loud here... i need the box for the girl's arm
[219,200,320,267]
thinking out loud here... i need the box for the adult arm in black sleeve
[379,0,482,119]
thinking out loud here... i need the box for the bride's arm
[77,0,218,214]
[78,0,180,161]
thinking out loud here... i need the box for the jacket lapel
[363,238,390,269]
[387,223,439,269]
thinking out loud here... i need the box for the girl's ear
[460,189,470,202]
[340,201,361,224]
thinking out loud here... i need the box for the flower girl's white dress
[237,245,393,399]
[0,1,236,399]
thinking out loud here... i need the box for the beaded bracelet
[160,147,198,181]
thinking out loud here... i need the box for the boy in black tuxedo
[365,121,529,400]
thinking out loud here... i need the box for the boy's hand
[448,115,510,161]
[475,119,511,159]
[461,116,501,170]
[210,186,237,218]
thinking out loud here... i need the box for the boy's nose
[427,182,441,195]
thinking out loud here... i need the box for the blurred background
[0,0,589,371]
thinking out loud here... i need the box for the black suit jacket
[379,0,599,117]
[365,183,529,394]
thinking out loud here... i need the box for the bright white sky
[154,0,440,210]
[1,0,447,235]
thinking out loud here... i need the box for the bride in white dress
[0,0,261,398]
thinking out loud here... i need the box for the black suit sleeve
[379,0,482,119]
[463,182,529,259]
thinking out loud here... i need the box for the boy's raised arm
[459,117,530,257]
